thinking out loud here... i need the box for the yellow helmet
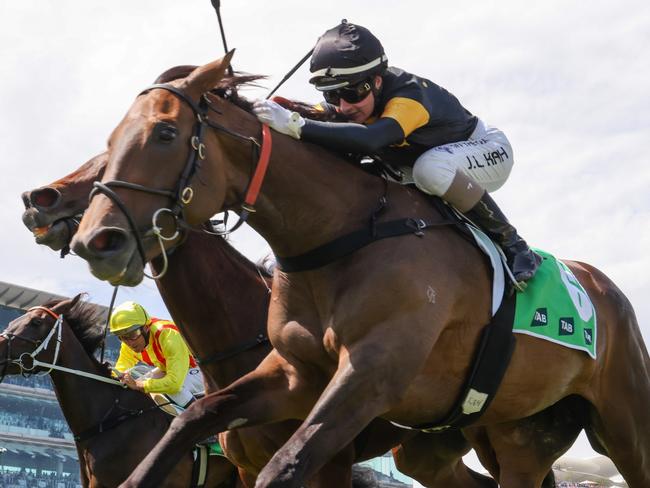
[109,301,150,336]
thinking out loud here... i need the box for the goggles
[322,79,373,105]
[117,328,143,342]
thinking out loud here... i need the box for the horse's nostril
[89,229,128,254]
[31,187,61,209]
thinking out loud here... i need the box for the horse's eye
[31,318,43,327]
[158,125,178,143]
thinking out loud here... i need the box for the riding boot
[465,193,542,283]
[440,170,541,284]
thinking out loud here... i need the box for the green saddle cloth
[513,248,597,358]
[195,438,225,457]
[208,440,225,457]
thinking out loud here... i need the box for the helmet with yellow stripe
[109,301,150,336]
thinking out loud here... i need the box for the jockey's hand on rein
[120,372,144,392]
[253,99,304,139]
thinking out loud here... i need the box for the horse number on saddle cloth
[513,248,597,358]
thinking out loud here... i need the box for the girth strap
[275,217,458,273]
[413,290,516,432]
[191,445,209,488]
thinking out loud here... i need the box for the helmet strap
[371,75,384,116]
[142,328,151,347]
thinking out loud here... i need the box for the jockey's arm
[113,342,139,375]
[301,117,404,154]
[141,329,190,395]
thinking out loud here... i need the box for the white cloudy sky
[1,0,648,474]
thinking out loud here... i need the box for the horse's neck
[213,103,389,258]
[48,327,123,437]
[155,232,270,386]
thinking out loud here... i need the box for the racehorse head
[21,66,201,256]
[0,294,102,379]
[22,153,107,251]
[71,52,242,286]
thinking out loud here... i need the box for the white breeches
[407,119,514,195]
[128,365,205,407]
[169,367,205,406]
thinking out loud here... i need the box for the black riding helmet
[309,20,388,92]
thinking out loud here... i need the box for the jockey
[253,20,541,284]
[109,301,203,408]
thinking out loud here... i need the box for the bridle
[89,83,272,280]
[0,306,123,387]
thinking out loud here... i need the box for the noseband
[90,83,272,279]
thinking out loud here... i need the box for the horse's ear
[52,293,85,315]
[181,50,235,100]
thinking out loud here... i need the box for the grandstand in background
[0,281,412,487]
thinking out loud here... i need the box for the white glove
[252,99,305,139]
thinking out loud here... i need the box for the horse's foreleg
[76,448,91,488]
[254,332,430,488]
[465,395,585,488]
[392,430,497,488]
[119,351,319,488]
[238,468,256,488]
[304,443,355,488]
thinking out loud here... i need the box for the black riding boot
[465,193,542,283]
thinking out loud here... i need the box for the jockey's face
[337,76,382,124]
[119,328,147,353]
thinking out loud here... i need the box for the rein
[90,83,272,280]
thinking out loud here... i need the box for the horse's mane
[154,65,344,122]
[43,296,106,357]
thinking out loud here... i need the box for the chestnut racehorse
[68,52,649,488]
[22,148,507,488]
[0,295,237,487]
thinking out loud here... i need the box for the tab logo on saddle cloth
[531,308,548,327]
[559,317,574,335]
[583,328,593,345]
[512,249,597,359]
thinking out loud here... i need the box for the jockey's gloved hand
[253,99,304,139]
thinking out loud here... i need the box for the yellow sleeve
[380,97,430,138]
[142,329,190,395]
[114,343,139,374]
